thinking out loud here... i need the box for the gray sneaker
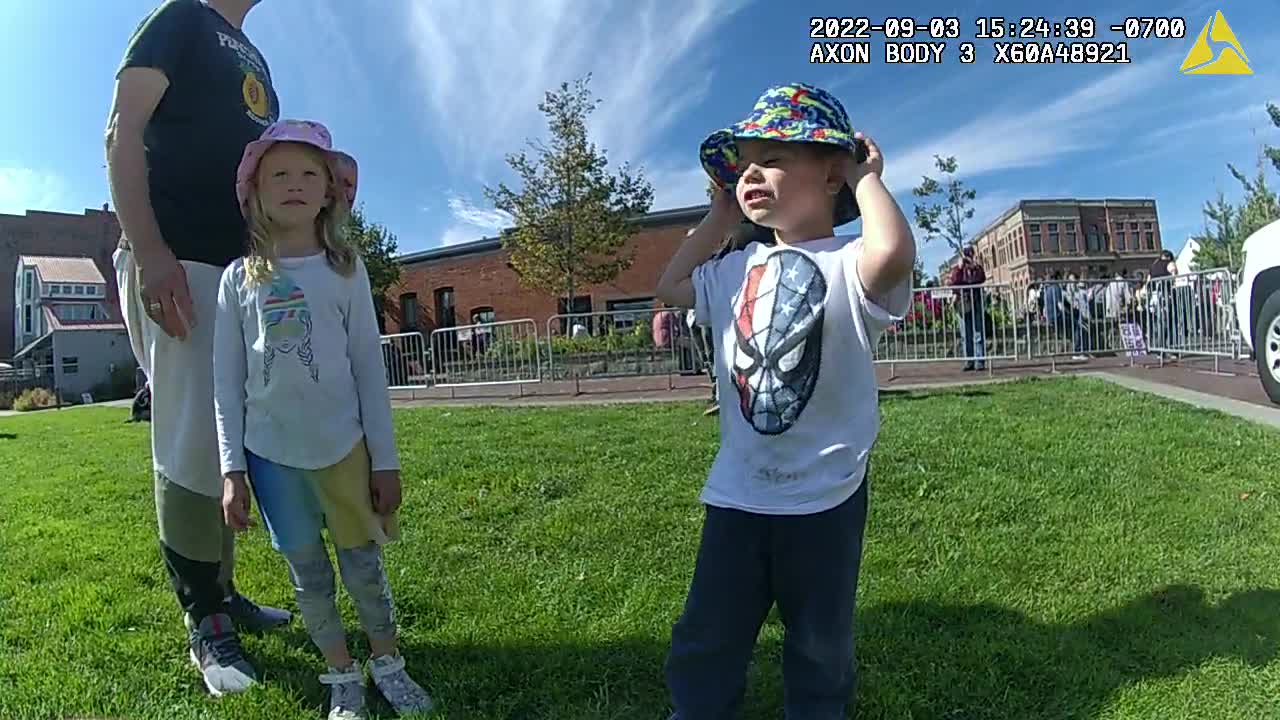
[185,613,258,696]
[226,592,292,633]
[319,664,367,720]
[368,654,433,715]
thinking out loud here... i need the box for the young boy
[655,83,916,718]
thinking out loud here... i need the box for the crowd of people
[909,247,1234,368]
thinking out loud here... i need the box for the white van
[1234,218,1280,403]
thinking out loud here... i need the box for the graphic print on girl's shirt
[731,249,828,435]
[262,272,318,385]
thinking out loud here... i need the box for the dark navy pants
[665,478,869,720]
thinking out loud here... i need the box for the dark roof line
[397,204,710,265]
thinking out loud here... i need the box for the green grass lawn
[4,377,1280,720]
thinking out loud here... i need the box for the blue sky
[0,0,1275,272]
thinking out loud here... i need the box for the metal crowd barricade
[380,332,430,389]
[1139,268,1241,372]
[875,283,1018,377]
[429,319,541,388]
[1023,278,1148,370]
[544,308,695,389]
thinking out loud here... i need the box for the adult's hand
[107,66,195,340]
[136,246,196,340]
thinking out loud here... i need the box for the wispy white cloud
[0,168,67,215]
[1146,103,1271,142]
[252,0,375,121]
[648,165,712,213]
[447,194,511,231]
[438,225,487,247]
[886,50,1183,193]
[402,0,748,179]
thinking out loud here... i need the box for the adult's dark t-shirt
[119,0,279,268]
[1149,257,1172,279]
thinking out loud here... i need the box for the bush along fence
[380,267,1246,390]
[0,364,61,411]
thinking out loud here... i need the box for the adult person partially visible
[948,246,987,371]
[105,0,290,697]
[1145,250,1177,357]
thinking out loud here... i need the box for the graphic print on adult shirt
[262,273,318,385]
[731,249,827,434]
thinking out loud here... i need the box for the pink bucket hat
[235,119,358,217]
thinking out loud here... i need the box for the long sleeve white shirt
[213,253,399,475]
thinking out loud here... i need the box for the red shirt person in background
[947,246,988,371]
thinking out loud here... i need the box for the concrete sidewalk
[1090,372,1280,430]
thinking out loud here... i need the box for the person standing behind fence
[214,120,433,719]
[1104,271,1133,325]
[656,82,914,719]
[948,246,987,371]
[1146,250,1177,358]
[1066,272,1097,362]
[105,0,291,697]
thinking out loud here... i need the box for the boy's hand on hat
[847,132,884,185]
[707,186,743,225]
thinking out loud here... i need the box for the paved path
[1092,371,1280,430]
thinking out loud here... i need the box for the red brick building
[939,198,1165,291]
[1,206,122,359]
[386,205,707,336]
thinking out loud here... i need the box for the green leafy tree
[911,155,976,255]
[1192,103,1280,273]
[483,75,654,309]
[344,204,401,325]
[1192,157,1280,273]
[1266,102,1280,174]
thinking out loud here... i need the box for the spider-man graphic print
[730,249,828,435]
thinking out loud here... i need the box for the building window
[434,287,456,328]
[62,356,79,375]
[1143,221,1153,230]
[399,293,419,330]
[24,271,33,300]
[1031,233,1042,253]
[606,297,654,331]
[470,306,496,325]
[23,305,32,334]
[74,285,85,295]
[1084,226,1099,253]
[1066,222,1075,231]
[1029,223,1040,233]
[1047,232,1060,253]
[1116,231,1126,250]
[1145,232,1155,249]
[1065,232,1077,252]
[1129,222,1139,231]
[1047,222,1058,232]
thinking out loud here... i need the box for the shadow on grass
[245,584,1280,719]
[889,388,995,401]
[858,584,1280,719]
[0,433,16,440]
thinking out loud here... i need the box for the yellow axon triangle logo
[1180,10,1252,75]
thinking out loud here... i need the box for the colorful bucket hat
[700,82,863,225]
[235,119,358,218]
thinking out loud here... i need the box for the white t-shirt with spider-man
[691,234,910,515]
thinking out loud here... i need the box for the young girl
[213,119,433,720]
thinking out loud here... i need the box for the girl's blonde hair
[244,143,357,285]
